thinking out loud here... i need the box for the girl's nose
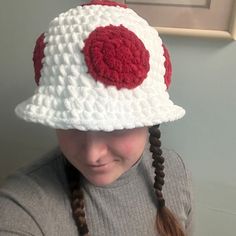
[83,132,108,164]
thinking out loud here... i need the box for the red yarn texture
[163,44,172,89]
[83,25,150,89]
[33,33,46,86]
[81,0,127,8]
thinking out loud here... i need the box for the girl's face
[56,127,148,186]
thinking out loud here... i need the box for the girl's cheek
[113,137,135,156]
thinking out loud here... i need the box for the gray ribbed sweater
[0,146,194,236]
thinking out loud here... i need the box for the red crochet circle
[81,0,127,8]
[83,25,150,89]
[33,33,46,86]
[163,44,172,89]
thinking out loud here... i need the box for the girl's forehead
[56,127,148,136]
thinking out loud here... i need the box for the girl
[0,0,193,235]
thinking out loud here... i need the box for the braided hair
[64,125,185,236]
[149,125,185,236]
[64,159,90,236]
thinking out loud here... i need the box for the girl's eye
[110,130,129,137]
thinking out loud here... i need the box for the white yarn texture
[15,4,185,131]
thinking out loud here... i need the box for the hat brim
[15,85,185,131]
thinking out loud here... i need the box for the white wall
[0,1,236,235]
[160,36,236,235]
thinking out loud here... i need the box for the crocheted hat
[15,0,185,131]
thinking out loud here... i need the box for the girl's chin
[86,173,121,187]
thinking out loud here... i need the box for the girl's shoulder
[141,145,193,208]
[142,146,194,233]
[142,145,192,184]
[0,148,76,235]
[162,148,192,183]
[0,147,67,202]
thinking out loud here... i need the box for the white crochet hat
[15,0,185,131]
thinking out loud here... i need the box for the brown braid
[149,125,165,208]
[149,125,185,236]
[63,156,90,236]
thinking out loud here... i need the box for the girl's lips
[87,161,117,171]
[87,159,119,167]
[89,163,109,167]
